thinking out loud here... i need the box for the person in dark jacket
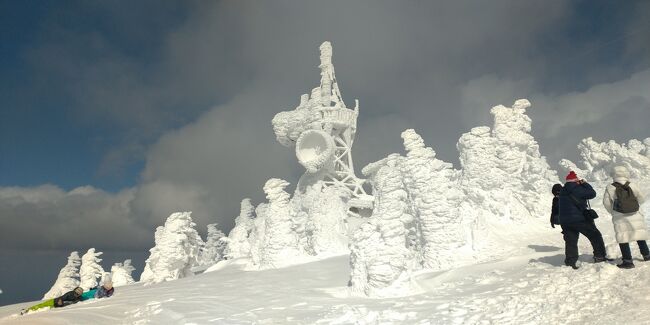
[22,287,83,314]
[53,287,84,307]
[95,280,114,298]
[81,280,115,301]
[550,184,563,228]
[558,171,610,269]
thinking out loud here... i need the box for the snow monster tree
[140,212,202,284]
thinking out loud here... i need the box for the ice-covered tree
[288,181,350,257]
[43,251,81,299]
[110,259,136,287]
[303,185,350,256]
[223,198,255,259]
[399,129,465,270]
[248,203,269,268]
[558,137,650,227]
[457,99,558,227]
[79,248,105,290]
[350,155,414,297]
[560,137,650,184]
[199,223,227,266]
[140,212,202,284]
[255,178,302,269]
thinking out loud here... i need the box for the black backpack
[612,182,640,213]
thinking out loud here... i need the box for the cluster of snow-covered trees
[43,96,650,299]
[43,249,132,299]
[36,42,650,302]
[217,98,568,296]
[346,99,560,296]
[41,94,650,298]
[44,212,229,293]
[348,99,650,297]
[220,176,351,270]
[140,211,228,284]
[560,137,650,184]
[235,96,650,297]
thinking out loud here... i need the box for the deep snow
[3,222,650,325]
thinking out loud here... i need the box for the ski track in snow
[3,231,650,325]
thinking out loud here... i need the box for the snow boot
[617,260,635,269]
[643,255,650,261]
[565,262,579,270]
[593,256,614,263]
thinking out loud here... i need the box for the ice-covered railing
[316,107,358,128]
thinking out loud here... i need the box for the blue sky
[0,0,649,305]
[1,1,192,191]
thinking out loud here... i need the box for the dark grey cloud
[3,1,649,252]
[0,185,150,250]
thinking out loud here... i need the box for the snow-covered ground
[2,222,650,325]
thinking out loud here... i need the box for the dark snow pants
[619,241,650,262]
[561,221,607,266]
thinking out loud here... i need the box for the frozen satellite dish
[295,129,335,173]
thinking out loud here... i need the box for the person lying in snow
[21,287,84,315]
[81,280,115,301]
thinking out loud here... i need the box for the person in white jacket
[603,165,649,269]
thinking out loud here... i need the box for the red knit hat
[565,171,579,182]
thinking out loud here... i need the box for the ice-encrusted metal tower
[272,41,373,212]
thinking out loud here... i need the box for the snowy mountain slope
[3,224,650,325]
